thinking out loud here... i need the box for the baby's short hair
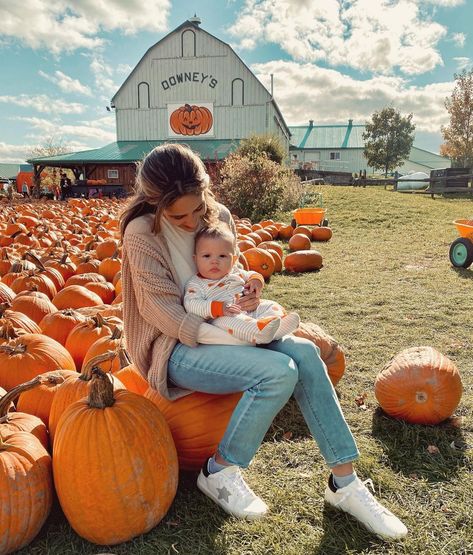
[195,222,236,252]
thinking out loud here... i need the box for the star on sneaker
[324,474,408,541]
[197,459,268,520]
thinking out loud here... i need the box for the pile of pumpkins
[234,216,333,278]
[0,198,463,552]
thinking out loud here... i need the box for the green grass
[20,187,473,555]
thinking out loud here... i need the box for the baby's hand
[223,303,242,316]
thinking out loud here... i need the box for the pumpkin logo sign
[169,103,213,136]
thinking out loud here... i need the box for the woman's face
[164,193,206,231]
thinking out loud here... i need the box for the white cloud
[116,63,134,76]
[0,94,86,114]
[453,57,471,71]
[13,115,116,144]
[229,0,451,75]
[0,142,34,164]
[0,0,171,54]
[89,55,120,97]
[252,60,453,133]
[38,70,92,96]
[450,32,466,47]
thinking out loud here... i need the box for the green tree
[441,69,473,168]
[235,133,287,164]
[363,107,415,176]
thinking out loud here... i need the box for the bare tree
[27,136,72,198]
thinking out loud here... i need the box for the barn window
[231,78,244,106]
[138,82,150,108]
[330,152,341,160]
[107,169,119,179]
[181,30,196,57]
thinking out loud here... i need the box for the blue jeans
[168,335,360,468]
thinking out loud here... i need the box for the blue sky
[0,0,471,163]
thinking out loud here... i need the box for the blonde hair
[120,143,219,236]
[194,222,237,253]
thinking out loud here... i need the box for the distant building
[289,120,450,175]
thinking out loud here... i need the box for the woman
[120,144,407,541]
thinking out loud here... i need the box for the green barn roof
[27,139,240,165]
[289,123,366,149]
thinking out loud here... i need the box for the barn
[27,17,290,194]
[289,120,450,176]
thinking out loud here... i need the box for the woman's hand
[237,279,263,312]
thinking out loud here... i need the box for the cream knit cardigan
[122,203,236,400]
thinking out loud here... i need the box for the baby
[184,223,300,344]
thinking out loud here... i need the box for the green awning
[27,139,241,165]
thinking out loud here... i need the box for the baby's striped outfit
[184,268,300,344]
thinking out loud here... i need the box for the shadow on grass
[451,266,473,280]
[311,504,383,554]
[18,473,228,555]
[371,408,470,482]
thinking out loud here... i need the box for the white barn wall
[113,22,290,148]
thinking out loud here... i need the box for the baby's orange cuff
[211,301,225,317]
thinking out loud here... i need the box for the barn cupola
[189,15,201,26]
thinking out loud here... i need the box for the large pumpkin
[170,103,213,136]
[374,346,463,425]
[145,388,241,471]
[312,226,333,242]
[284,250,323,273]
[53,369,178,545]
[0,431,53,555]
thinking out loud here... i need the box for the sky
[0,0,471,164]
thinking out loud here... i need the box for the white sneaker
[197,459,268,520]
[324,474,408,540]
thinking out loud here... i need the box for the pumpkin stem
[118,348,132,370]
[0,343,27,356]
[23,251,46,271]
[110,325,123,340]
[81,351,117,379]
[0,433,14,451]
[0,374,45,418]
[88,367,115,409]
[0,321,23,341]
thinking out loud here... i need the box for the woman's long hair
[120,143,219,237]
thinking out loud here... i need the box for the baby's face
[194,236,235,280]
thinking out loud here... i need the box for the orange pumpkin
[242,247,275,280]
[53,369,178,545]
[170,103,213,136]
[374,346,463,425]
[53,284,103,310]
[293,226,312,239]
[278,225,294,240]
[0,333,76,391]
[288,233,311,252]
[39,308,86,346]
[0,430,53,554]
[145,388,241,470]
[312,226,333,242]
[284,250,323,273]
[0,376,49,449]
[17,370,79,427]
[258,241,284,259]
